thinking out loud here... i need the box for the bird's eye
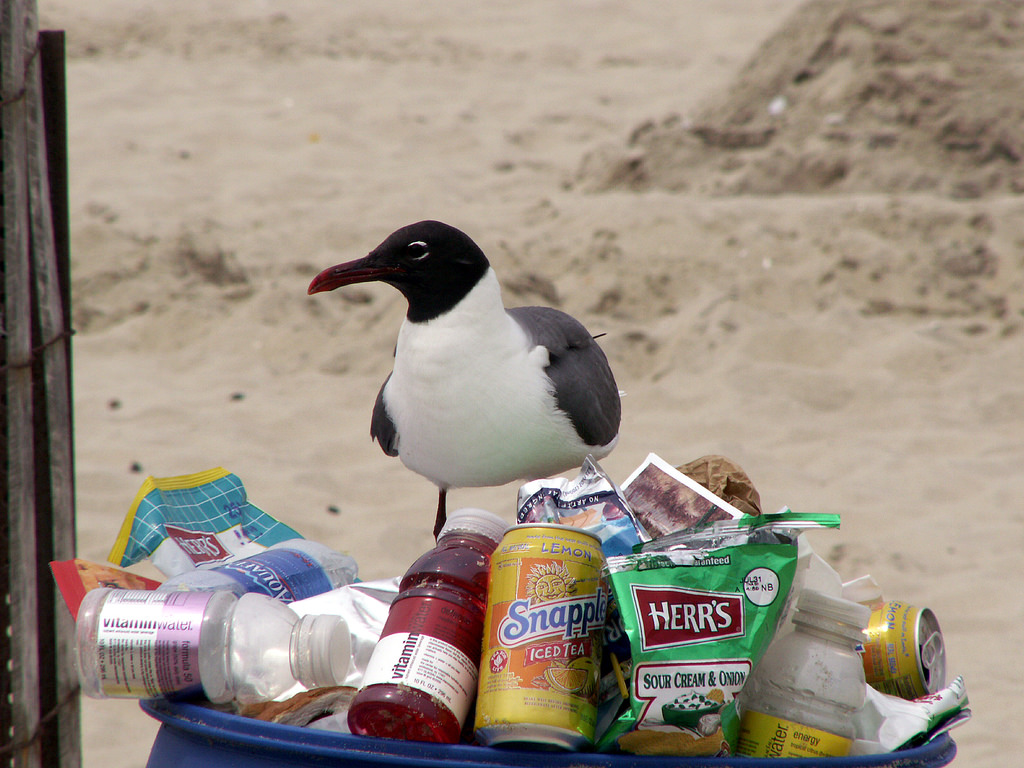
[406,241,430,261]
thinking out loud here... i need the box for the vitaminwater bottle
[736,589,871,758]
[347,508,509,743]
[159,538,358,602]
[76,587,350,704]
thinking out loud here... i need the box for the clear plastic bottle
[347,508,509,743]
[76,587,351,705]
[158,538,358,602]
[736,589,871,759]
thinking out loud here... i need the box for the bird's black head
[308,220,491,323]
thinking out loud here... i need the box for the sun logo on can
[526,561,577,604]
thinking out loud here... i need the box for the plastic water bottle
[347,508,509,743]
[76,587,351,705]
[736,589,871,759]
[158,538,358,601]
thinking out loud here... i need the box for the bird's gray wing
[508,306,621,447]
[370,374,399,456]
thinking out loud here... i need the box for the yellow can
[475,524,607,750]
[861,600,945,699]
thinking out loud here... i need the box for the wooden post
[2,2,43,766]
[1,2,79,767]
[31,28,80,768]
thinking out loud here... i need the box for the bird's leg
[433,488,448,539]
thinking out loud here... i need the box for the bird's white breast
[382,269,595,488]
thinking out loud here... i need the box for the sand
[37,0,1022,765]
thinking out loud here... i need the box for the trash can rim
[139,699,957,768]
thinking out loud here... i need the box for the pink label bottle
[75,587,350,704]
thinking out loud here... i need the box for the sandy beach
[38,0,1022,765]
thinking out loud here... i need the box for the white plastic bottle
[158,538,358,601]
[76,587,351,704]
[736,589,871,759]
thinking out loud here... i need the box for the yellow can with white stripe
[861,600,945,699]
[475,524,607,750]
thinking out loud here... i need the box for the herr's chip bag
[600,511,840,756]
[108,468,304,577]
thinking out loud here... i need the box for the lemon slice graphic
[544,664,590,694]
[569,656,599,697]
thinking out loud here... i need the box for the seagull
[308,220,621,538]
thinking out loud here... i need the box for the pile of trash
[54,454,969,759]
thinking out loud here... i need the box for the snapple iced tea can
[861,600,945,699]
[475,524,607,750]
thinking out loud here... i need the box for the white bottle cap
[291,613,351,689]
[438,507,510,545]
[795,589,871,641]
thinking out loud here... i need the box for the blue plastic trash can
[141,699,956,768]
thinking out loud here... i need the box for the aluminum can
[861,600,945,699]
[475,524,607,750]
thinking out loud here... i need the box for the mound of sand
[577,0,1024,199]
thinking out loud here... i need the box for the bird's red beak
[307,255,404,295]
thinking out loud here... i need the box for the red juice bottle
[347,508,509,743]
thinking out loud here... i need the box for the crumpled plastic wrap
[851,676,970,755]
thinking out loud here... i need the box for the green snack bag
[600,511,839,757]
